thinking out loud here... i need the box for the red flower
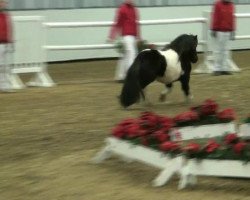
[112,126,125,138]
[173,111,199,123]
[224,133,239,145]
[217,108,236,122]
[233,142,247,154]
[160,141,181,152]
[153,130,170,142]
[200,99,218,116]
[184,142,201,153]
[205,139,220,153]
[140,112,159,128]
[159,116,175,131]
[126,124,142,138]
[137,129,148,136]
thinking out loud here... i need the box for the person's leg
[213,31,224,74]
[114,53,126,81]
[114,36,137,81]
[0,44,7,90]
[214,32,222,73]
[220,32,231,73]
[123,35,137,74]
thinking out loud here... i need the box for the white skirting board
[172,122,237,141]
[239,123,250,138]
[179,159,250,189]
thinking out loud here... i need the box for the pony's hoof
[159,94,166,102]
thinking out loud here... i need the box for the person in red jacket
[0,0,13,91]
[108,0,141,82]
[210,0,236,76]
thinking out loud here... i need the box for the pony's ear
[194,35,198,40]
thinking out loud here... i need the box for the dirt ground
[1,51,250,200]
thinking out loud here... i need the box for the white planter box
[93,122,242,190]
[239,123,250,138]
[92,137,182,187]
[172,122,236,141]
[187,159,250,177]
[179,159,250,189]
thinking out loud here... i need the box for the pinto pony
[120,34,198,108]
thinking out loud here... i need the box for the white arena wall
[10,5,250,62]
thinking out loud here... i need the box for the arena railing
[44,17,206,50]
[7,16,55,89]
[44,12,250,73]
[8,12,250,89]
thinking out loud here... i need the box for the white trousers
[213,31,231,72]
[114,35,137,80]
[0,44,11,90]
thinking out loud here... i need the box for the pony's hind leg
[159,83,172,103]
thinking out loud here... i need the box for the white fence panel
[7,16,55,89]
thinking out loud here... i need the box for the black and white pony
[120,34,198,108]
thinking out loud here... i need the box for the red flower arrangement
[174,99,236,127]
[217,108,236,122]
[111,100,250,162]
[233,142,247,154]
[183,142,201,154]
[191,99,219,116]
[201,99,218,115]
[112,112,175,148]
[112,114,250,161]
[183,133,250,160]
[160,141,181,153]
[224,133,238,145]
[173,111,199,126]
[204,139,220,153]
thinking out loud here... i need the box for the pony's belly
[157,65,182,84]
[156,72,181,84]
[157,49,182,84]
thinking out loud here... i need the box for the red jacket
[0,11,12,43]
[211,0,235,32]
[109,3,140,40]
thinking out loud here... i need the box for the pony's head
[165,34,198,64]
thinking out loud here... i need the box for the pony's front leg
[180,75,193,103]
[159,83,173,103]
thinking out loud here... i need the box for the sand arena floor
[1,51,250,200]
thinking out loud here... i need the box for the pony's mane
[162,34,197,55]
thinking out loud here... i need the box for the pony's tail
[120,57,142,108]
